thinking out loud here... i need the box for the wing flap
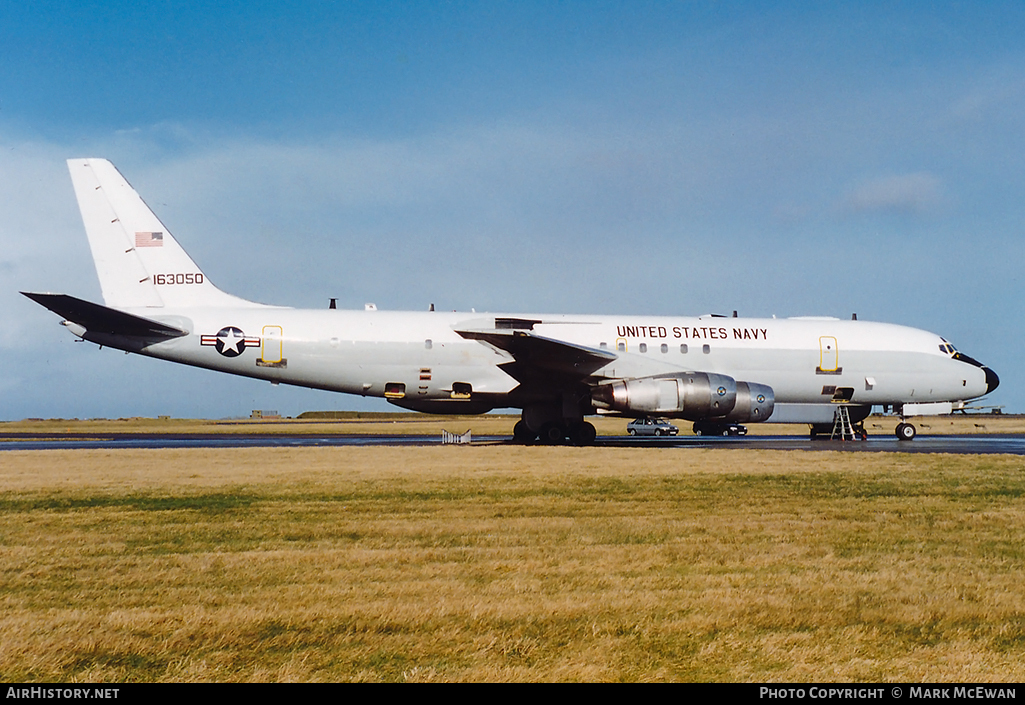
[21,292,189,339]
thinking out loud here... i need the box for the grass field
[2,446,1024,682]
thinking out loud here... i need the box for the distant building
[250,410,280,419]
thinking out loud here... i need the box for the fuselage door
[258,325,286,368]
[818,336,839,373]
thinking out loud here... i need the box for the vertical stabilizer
[67,158,260,309]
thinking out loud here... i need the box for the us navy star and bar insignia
[201,326,261,358]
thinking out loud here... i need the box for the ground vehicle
[693,421,748,436]
[627,418,679,436]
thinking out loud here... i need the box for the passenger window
[639,343,647,353]
[660,344,668,353]
[680,344,688,354]
[702,344,710,354]
[600,342,607,350]
[425,339,432,349]
[617,342,626,352]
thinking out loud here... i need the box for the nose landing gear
[895,422,917,441]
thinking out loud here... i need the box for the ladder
[830,405,856,441]
[441,429,472,444]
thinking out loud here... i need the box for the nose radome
[985,366,1000,395]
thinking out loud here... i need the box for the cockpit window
[938,342,957,355]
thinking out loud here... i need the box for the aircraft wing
[455,327,616,383]
[21,292,189,339]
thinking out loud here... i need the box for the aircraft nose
[952,351,998,397]
[985,366,1000,394]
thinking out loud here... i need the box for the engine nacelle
[722,381,775,422]
[592,372,738,420]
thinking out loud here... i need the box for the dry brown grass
[1,447,1024,682]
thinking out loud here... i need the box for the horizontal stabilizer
[21,292,189,339]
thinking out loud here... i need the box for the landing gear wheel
[513,420,537,444]
[540,423,566,445]
[569,422,597,446]
[896,422,916,441]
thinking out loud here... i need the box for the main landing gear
[513,419,597,446]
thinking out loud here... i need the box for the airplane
[22,158,999,444]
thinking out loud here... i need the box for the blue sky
[1,1,1022,419]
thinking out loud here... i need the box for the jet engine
[592,373,775,422]
[592,372,739,420]
[722,381,775,422]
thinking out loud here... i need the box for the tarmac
[2,431,1023,454]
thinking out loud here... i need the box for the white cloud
[0,141,102,350]
[842,172,944,215]
[949,67,1025,124]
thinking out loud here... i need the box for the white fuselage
[113,307,988,416]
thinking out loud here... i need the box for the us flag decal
[135,231,164,247]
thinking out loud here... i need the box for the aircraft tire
[569,422,597,446]
[540,423,566,445]
[513,420,537,444]
[896,422,916,441]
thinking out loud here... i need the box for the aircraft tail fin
[67,158,261,310]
